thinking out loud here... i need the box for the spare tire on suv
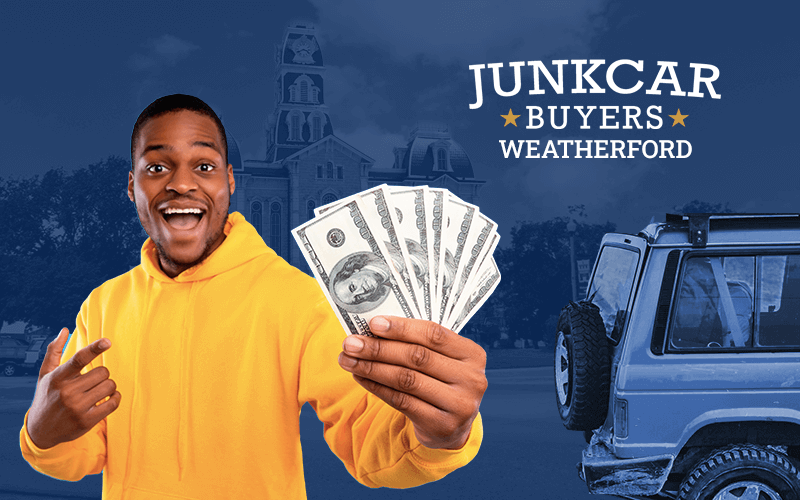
[554,301,611,431]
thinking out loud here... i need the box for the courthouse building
[228,23,485,267]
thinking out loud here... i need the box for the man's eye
[198,163,215,172]
[349,283,356,293]
[147,164,166,173]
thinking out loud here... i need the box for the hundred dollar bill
[435,196,476,324]
[311,184,423,318]
[388,186,432,320]
[356,186,424,318]
[427,188,446,318]
[448,256,501,334]
[318,185,440,316]
[444,226,499,326]
[292,198,417,336]
[461,231,499,299]
[444,231,499,327]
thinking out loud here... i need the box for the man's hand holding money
[294,185,499,449]
[337,315,487,450]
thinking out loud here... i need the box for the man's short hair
[130,94,228,169]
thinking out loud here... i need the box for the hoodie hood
[140,211,270,283]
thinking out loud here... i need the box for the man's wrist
[413,421,472,451]
[26,413,57,450]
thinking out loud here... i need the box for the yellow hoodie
[20,212,482,499]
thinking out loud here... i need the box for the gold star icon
[501,108,521,127]
[669,109,689,127]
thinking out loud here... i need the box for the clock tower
[266,22,334,162]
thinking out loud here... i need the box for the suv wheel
[3,363,16,377]
[554,301,611,431]
[678,445,800,500]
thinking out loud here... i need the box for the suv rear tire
[677,444,800,500]
[554,301,611,431]
[3,363,16,377]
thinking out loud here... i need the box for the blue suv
[555,214,800,500]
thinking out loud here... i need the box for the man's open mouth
[161,207,205,230]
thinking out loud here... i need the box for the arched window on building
[290,114,301,141]
[337,165,343,180]
[307,200,316,221]
[270,202,281,254]
[289,75,320,104]
[311,115,322,142]
[327,161,334,179]
[322,193,337,206]
[316,164,323,178]
[300,80,309,102]
[436,149,447,171]
[251,201,263,237]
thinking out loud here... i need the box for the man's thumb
[39,328,70,378]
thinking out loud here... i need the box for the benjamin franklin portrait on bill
[330,251,393,314]
[330,239,432,314]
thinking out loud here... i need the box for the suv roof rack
[664,213,800,247]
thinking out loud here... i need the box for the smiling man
[128,106,234,278]
[20,94,486,499]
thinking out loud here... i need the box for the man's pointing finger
[57,338,112,379]
[39,328,70,379]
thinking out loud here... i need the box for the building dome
[226,131,242,171]
[402,125,474,179]
[444,140,474,176]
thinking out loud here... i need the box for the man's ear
[127,170,135,202]
[227,164,236,195]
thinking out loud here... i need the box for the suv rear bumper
[580,440,674,496]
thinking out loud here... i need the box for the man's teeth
[163,208,203,215]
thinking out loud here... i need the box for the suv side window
[669,254,800,351]
[758,255,800,347]
[671,256,754,349]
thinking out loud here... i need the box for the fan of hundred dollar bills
[292,185,500,336]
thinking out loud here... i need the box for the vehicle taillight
[614,398,628,438]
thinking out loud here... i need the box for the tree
[0,156,145,332]
[673,200,736,214]
[482,216,616,346]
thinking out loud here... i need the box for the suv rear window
[669,254,800,351]
[588,245,640,342]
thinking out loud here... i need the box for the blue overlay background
[1,1,798,498]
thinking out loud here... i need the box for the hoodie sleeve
[297,299,483,488]
[19,300,108,481]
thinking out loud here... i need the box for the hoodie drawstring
[123,280,152,491]
[177,282,199,481]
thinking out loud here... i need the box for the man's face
[128,110,235,278]
[334,267,386,305]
